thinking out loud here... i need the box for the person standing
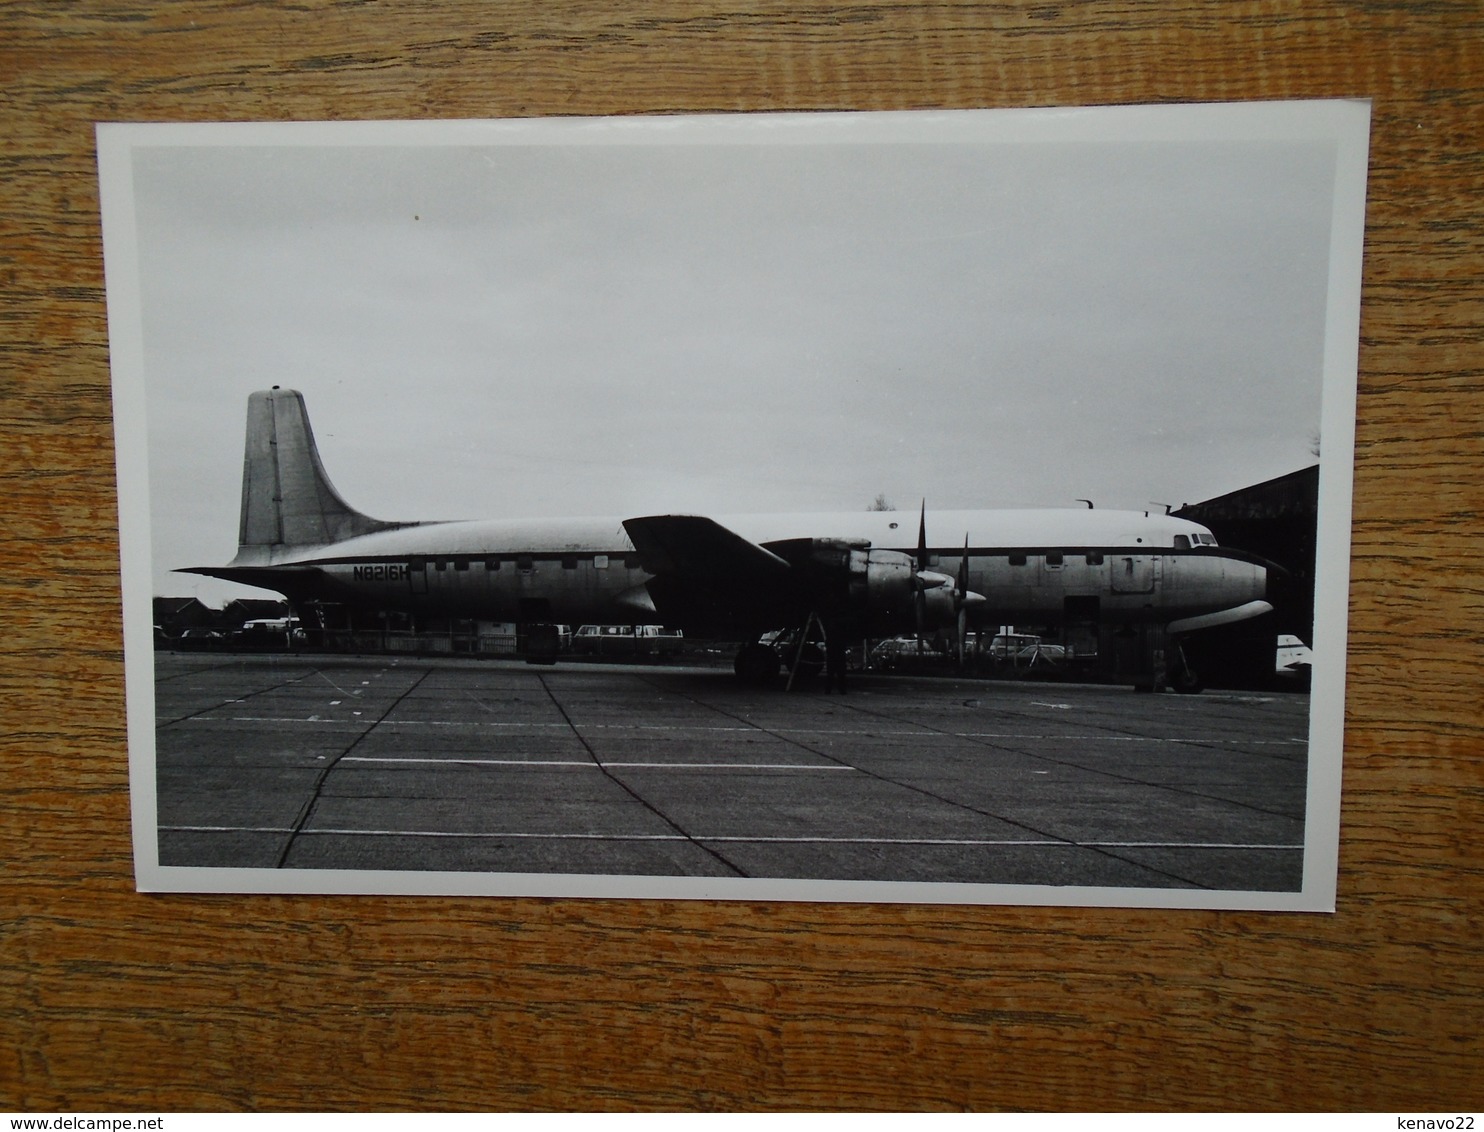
[824,624,849,694]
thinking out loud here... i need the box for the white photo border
[100,101,1371,909]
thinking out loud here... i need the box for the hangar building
[1174,464,1318,689]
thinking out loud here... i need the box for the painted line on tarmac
[1081,841,1304,849]
[702,838,1304,849]
[199,716,924,735]
[953,733,1306,744]
[196,716,1302,745]
[603,762,854,770]
[159,824,1301,851]
[339,756,855,771]
[340,756,590,766]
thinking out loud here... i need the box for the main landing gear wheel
[734,642,781,685]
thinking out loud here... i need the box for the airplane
[183,387,1278,691]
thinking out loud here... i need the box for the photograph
[100,102,1369,907]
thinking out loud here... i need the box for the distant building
[1175,464,1318,639]
[1174,464,1318,688]
[152,597,217,638]
[222,598,292,630]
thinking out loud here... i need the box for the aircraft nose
[1223,549,1289,609]
[1201,547,1288,610]
[1261,554,1293,605]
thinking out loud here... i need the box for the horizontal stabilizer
[178,564,326,603]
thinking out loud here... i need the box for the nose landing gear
[1167,640,1204,695]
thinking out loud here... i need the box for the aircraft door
[1111,555,1155,594]
[409,558,429,595]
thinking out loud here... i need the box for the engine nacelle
[776,537,969,637]
[854,549,919,634]
[801,542,927,635]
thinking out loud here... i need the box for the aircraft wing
[622,514,806,636]
[621,514,939,641]
[622,515,793,582]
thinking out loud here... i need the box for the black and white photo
[100,102,1368,907]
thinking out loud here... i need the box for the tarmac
[152,652,1311,892]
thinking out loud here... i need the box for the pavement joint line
[272,667,434,868]
[756,695,1265,888]
[158,825,1304,850]
[822,696,1312,839]
[634,675,1114,858]
[534,672,748,877]
[154,667,323,728]
[155,656,1313,888]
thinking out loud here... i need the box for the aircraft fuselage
[186,389,1277,685]
[204,508,1269,637]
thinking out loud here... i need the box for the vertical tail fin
[231,388,403,565]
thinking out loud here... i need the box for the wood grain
[2,0,1480,1112]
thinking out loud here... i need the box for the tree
[868,493,895,512]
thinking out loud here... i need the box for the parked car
[174,627,225,649]
[868,636,947,672]
[235,617,304,648]
[990,634,1065,668]
[570,624,684,659]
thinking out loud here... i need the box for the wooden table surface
[3,1,1479,1112]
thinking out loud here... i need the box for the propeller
[952,536,988,667]
[912,502,980,658]
[914,501,934,653]
[914,501,926,649]
[916,500,929,574]
[956,534,971,668]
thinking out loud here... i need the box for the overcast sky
[111,108,1354,605]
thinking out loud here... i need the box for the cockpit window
[1174,535,1191,550]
